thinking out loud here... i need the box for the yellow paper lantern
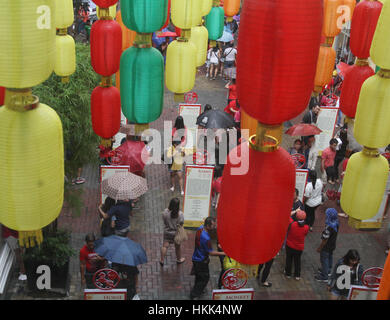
[201,0,213,16]
[165,39,197,101]
[190,25,209,67]
[0,0,56,88]
[98,4,117,20]
[371,0,390,69]
[171,0,202,30]
[354,71,390,148]
[54,34,76,79]
[0,92,64,231]
[340,149,389,220]
[55,0,74,29]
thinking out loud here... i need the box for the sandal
[159,261,164,267]
[75,177,86,185]
[262,282,272,288]
[177,258,186,264]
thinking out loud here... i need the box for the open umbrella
[336,62,352,80]
[157,31,177,38]
[101,171,148,201]
[285,123,322,136]
[196,109,235,129]
[113,139,149,173]
[94,235,147,266]
[217,30,234,43]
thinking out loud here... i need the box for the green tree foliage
[33,43,100,180]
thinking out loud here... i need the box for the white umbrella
[101,171,148,201]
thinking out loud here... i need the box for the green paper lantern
[120,46,164,123]
[205,6,224,41]
[121,0,168,33]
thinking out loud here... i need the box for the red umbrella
[285,123,322,136]
[157,31,177,38]
[111,140,149,175]
[336,62,353,79]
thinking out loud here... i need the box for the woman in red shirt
[225,78,237,104]
[284,210,309,280]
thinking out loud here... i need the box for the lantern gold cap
[100,76,113,87]
[174,93,185,102]
[362,147,380,158]
[355,58,369,67]
[5,89,39,112]
[378,69,390,79]
[98,7,113,20]
[134,33,152,48]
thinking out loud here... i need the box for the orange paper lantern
[314,45,336,92]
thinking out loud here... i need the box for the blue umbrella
[218,30,234,43]
[94,235,147,266]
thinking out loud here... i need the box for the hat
[333,70,338,77]
[296,210,306,221]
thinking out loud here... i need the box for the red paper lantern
[161,0,171,30]
[92,0,118,8]
[350,0,382,59]
[236,0,323,125]
[217,142,296,265]
[90,20,122,76]
[0,87,4,106]
[339,64,375,118]
[91,86,121,139]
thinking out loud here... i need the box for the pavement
[6,66,390,300]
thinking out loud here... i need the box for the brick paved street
[6,70,389,300]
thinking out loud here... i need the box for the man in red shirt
[321,138,339,184]
[80,233,105,288]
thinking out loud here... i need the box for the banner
[183,165,214,228]
[84,289,127,300]
[179,104,201,151]
[312,107,338,156]
[100,165,130,204]
[295,169,309,202]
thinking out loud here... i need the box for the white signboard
[183,165,214,228]
[179,104,201,150]
[100,165,130,204]
[84,289,127,300]
[212,288,254,300]
[348,286,378,300]
[312,107,338,155]
[295,169,309,202]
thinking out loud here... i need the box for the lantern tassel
[18,230,43,248]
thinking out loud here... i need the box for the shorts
[210,61,218,66]
[224,61,235,68]
[5,236,19,251]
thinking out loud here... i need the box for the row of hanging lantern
[217,0,323,265]
[120,0,168,126]
[341,0,390,221]
[90,0,122,148]
[0,0,69,247]
[314,0,355,94]
[340,0,382,119]
[54,0,76,82]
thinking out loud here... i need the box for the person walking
[225,78,237,105]
[321,138,339,184]
[315,208,339,282]
[328,249,364,300]
[207,46,220,80]
[167,141,187,195]
[302,105,321,125]
[159,198,186,266]
[222,43,237,81]
[172,115,187,147]
[256,258,274,288]
[303,170,323,231]
[98,196,116,237]
[190,217,225,300]
[99,199,132,237]
[284,210,309,281]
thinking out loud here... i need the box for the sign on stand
[84,289,127,300]
[295,169,309,202]
[348,286,378,300]
[312,107,338,156]
[100,165,130,204]
[179,104,201,151]
[212,288,254,300]
[183,165,214,228]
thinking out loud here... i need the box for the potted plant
[23,227,75,296]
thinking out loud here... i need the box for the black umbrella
[196,109,236,129]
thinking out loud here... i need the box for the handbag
[174,224,188,245]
